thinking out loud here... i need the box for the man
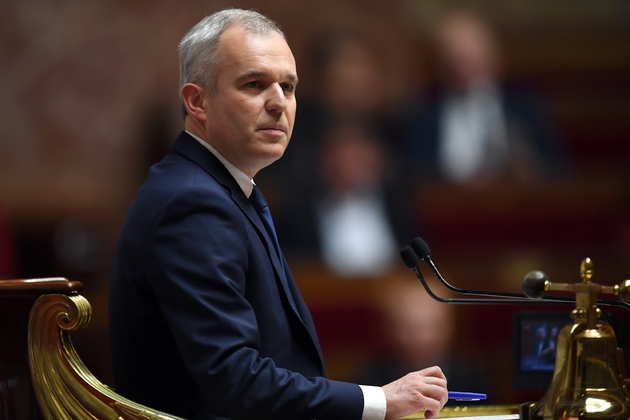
[406,9,564,186]
[109,9,447,420]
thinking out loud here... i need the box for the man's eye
[281,83,295,93]
[245,81,262,89]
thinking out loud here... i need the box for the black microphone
[403,237,630,310]
[400,245,559,305]
[410,237,528,300]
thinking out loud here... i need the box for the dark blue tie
[250,185,283,269]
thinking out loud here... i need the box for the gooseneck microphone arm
[400,246,570,305]
[403,237,630,310]
[411,237,526,299]
[410,237,576,303]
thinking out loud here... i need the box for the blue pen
[448,391,487,401]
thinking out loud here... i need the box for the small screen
[518,317,568,372]
[512,310,628,390]
[512,311,571,389]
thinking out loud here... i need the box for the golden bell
[522,258,630,420]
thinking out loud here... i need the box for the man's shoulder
[138,159,230,211]
[119,160,237,250]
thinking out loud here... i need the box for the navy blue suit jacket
[109,132,364,420]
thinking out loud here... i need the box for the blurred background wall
[1,0,629,407]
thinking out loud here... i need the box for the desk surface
[403,405,521,419]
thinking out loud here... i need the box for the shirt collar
[186,130,254,198]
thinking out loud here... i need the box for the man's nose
[265,84,288,113]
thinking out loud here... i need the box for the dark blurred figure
[540,325,559,365]
[268,33,412,276]
[530,323,549,360]
[406,9,566,187]
[530,323,558,366]
[0,205,17,279]
[353,278,488,397]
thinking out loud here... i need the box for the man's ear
[181,83,208,123]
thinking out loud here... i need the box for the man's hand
[381,366,448,420]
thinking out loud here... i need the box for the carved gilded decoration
[27,293,184,420]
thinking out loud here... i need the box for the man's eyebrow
[237,70,265,82]
[236,70,299,84]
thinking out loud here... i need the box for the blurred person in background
[303,122,407,277]
[266,33,412,276]
[354,278,488,399]
[405,9,566,187]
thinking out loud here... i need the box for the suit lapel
[171,133,285,269]
[170,133,319,348]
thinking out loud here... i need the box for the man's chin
[252,147,286,172]
[264,140,289,157]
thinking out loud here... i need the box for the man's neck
[184,130,254,198]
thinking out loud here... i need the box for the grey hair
[178,8,285,115]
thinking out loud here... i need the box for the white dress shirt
[438,83,508,182]
[317,190,398,277]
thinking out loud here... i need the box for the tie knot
[249,185,269,212]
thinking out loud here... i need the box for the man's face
[202,26,297,178]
